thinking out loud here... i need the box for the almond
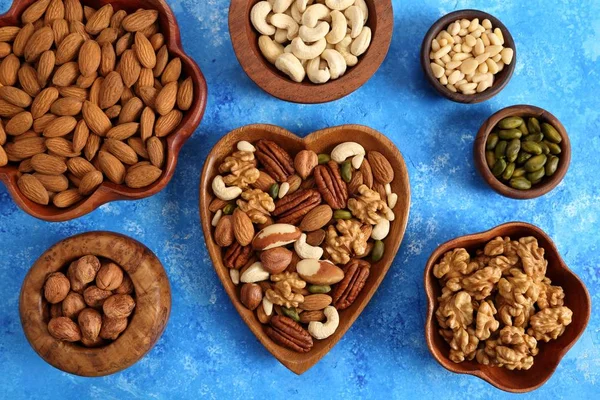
[139,106,155,141]
[12,23,35,57]
[84,133,101,161]
[5,111,33,136]
[122,9,159,32]
[53,188,83,208]
[65,0,84,22]
[43,115,77,137]
[45,137,80,157]
[367,151,394,184]
[18,173,49,205]
[359,158,374,189]
[260,247,292,274]
[89,76,103,105]
[127,137,149,159]
[115,32,132,56]
[0,86,32,108]
[50,97,82,116]
[98,71,124,109]
[36,50,55,87]
[32,114,56,133]
[118,49,141,88]
[146,136,164,168]
[0,145,7,167]
[18,64,42,97]
[58,86,87,100]
[299,310,325,323]
[82,100,112,136]
[154,109,182,137]
[0,99,24,118]
[0,26,20,42]
[150,33,164,51]
[0,54,20,86]
[76,71,97,89]
[96,27,118,45]
[52,61,79,86]
[348,170,364,194]
[299,294,332,311]
[155,81,177,116]
[72,120,89,152]
[120,86,134,104]
[233,209,255,246]
[52,18,69,46]
[85,4,113,35]
[104,138,138,165]
[161,57,181,84]
[119,97,143,124]
[299,204,333,232]
[67,157,95,178]
[305,229,326,246]
[138,86,157,108]
[78,39,101,77]
[110,9,127,31]
[48,317,81,342]
[78,170,103,195]
[98,150,125,184]
[134,31,156,68]
[105,122,139,140]
[0,123,5,145]
[177,76,193,111]
[153,45,168,77]
[45,0,65,24]
[253,171,276,192]
[125,163,161,188]
[33,173,69,192]
[69,20,90,40]
[21,0,52,24]
[24,26,54,62]
[99,42,116,76]
[5,137,46,160]
[135,68,154,92]
[31,153,67,175]
[105,104,121,119]
[214,215,234,247]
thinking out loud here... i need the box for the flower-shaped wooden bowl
[0,0,207,222]
[19,231,171,377]
[474,105,571,199]
[420,9,516,103]
[229,0,394,104]
[199,124,411,374]
[424,222,591,392]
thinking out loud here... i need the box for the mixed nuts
[209,138,400,352]
[0,0,194,208]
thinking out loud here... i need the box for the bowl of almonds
[424,222,590,392]
[200,124,411,374]
[0,0,207,222]
[19,231,171,376]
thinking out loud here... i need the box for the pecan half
[332,259,370,310]
[223,242,253,269]
[314,161,348,209]
[255,140,295,182]
[273,189,321,225]
[266,315,313,353]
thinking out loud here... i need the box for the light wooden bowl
[474,105,571,199]
[229,0,394,104]
[424,222,591,393]
[0,0,208,222]
[199,124,411,374]
[420,9,516,103]
[19,231,171,377]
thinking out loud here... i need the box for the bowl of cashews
[229,0,393,104]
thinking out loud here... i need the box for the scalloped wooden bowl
[229,0,394,104]
[199,124,411,374]
[19,231,171,377]
[424,222,591,392]
[0,0,207,222]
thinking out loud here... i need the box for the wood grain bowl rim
[19,231,172,377]
[0,0,208,222]
[199,124,411,374]
[423,222,591,393]
[420,9,516,104]
[228,0,394,104]
[473,105,571,199]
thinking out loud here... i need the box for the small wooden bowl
[229,1,394,104]
[19,231,171,377]
[424,222,591,393]
[199,124,411,374]
[474,105,571,199]
[0,0,208,222]
[420,10,516,103]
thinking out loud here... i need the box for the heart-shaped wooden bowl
[199,124,411,374]
[19,231,171,377]
[424,222,591,392]
[229,0,394,104]
[0,0,207,222]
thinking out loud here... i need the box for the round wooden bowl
[424,222,591,393]
[19,231,171,377]
[0,0,208,222]
[420,9,516,103]
[229,0,394,104]
[474,105,571,199]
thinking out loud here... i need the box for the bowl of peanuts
[420,10,516,103]
[0,0,207,222]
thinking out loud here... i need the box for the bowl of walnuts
[0,0,207,222]
[19,231,171,376]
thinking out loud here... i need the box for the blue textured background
[1,0,599,398]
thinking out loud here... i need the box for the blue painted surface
[1,0,599,398]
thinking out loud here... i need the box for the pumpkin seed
[222,203,235,215]
[541,123,562,143]
[498,116,524,130]
[524,154,547,172]
[486,133,499,150]
[341,160,352,183]
[281,307,300,322]
[333,209,352,220]
[372,240,384,262]
[308,285,331,294]
[318,154,330,164]
[269,183,279,199]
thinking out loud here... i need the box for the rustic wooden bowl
[420,9,516,103]
[229,0,394,104]
[424,222,591,393]
[474,105,571,199]
[0,0,208,222]
[19,231,171,377]
[199,124,411,374]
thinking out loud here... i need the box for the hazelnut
[72,255,101,284]
[114,273,134,295]
[294,150,318,180]
[61,292,86,319]
[240,283,263,310]
[260,247,292,274]
[78,308,102,341]
[44,272,70,304]
[81,335,105,348]
[83,285,113,308]
[99,316,128,340]
[103,294,136,319]
[48,317,82,342]
[96,262,124,291]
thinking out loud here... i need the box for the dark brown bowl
[420,9,516,103]
[474,105,571,199]
[424,222,591,393]
[19,231,171,377]
[0,0,208,222]
[229,0,393,104]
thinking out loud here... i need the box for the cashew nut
[335,35,358,66]
[306,57,331,84]
[308,306,339,339]
[296,0,311,12]
[275,53,306,82]
[371,219,390,240]
[251,1,276,36]
[258,35,285,64]
[331,141,365,163]
[299,21,330,42]
[273,0,294,13]
[351,154,364,169]
[270,13,299,40]
[387,193,398,209]
[237,140,256,152]
[325,0,355,10]
[240,262,270,283]
[262,297,274,316]
[321,49,347,79]
[351,26,371,56]
[274,28,288,43]
[211,209,223,227]
[291,37,327,60]
[212,175,242,201]
[230,269,240,285]
[355,0,368,22]
[291,2,303,23]
[325,10,347,44]
[294,233,324,259]
[302,4,330,28]
[344,6,364,38]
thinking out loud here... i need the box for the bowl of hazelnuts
[19,231,171,376]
